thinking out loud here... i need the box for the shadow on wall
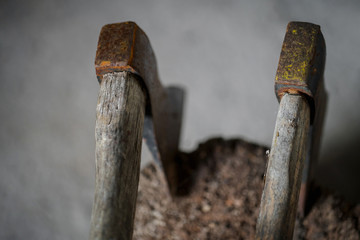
[317,129,360,203]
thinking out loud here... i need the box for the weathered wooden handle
[90,72,146,240]
[256,94,310,239]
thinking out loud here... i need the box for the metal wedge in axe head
[256,22,327,239]
[89,22,185,240]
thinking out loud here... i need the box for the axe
[89,22,184,240]
[256,22,327,239]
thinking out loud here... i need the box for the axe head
[275,21,326,123]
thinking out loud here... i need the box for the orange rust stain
[287,89,299,95]
[128,24,137,65]
[100,61,111,67]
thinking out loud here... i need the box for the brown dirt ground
[134,138,360,240]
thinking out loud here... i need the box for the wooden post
[90,72,146,240]
[256,94,310,239]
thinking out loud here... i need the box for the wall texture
[1,0,360,239]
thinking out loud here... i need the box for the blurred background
[1,0,359,238]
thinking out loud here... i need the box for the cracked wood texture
[256,94,310,240]
[90,72,146,240]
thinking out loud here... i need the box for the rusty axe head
[275,21,326,123]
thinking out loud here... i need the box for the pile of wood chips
[134,138,360,239]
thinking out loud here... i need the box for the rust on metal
[275,21,326,122]
[95,22,136,79]
[96,22,153,83]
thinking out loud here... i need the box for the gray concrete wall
[1,0,360,239]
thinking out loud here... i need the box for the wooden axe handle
[90,72,145,240]
[256,94,310,239]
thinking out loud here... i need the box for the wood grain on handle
[256,94,310,240]
[90,72,146,240]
